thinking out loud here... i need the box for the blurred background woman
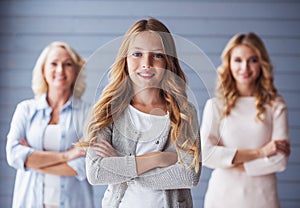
[6,41,94,208]
[201,32,290,208]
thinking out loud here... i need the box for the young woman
[6,41,94,208]
[81,18,201,208]
[201,32,290,208]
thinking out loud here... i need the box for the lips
[54,75,67,81]
[138,72,154,78]
[240,73,251,78]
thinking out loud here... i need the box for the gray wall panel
[1,0,299,207]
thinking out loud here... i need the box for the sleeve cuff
[203,146,237,168]
[68,157,86,181]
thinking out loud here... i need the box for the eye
[232,57,242,63]
[64,62,74,67]
[249,57,259,63]
[50,62,57,67]
[153,53,164,59]
[132,52,142,57]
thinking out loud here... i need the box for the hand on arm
[20,137,85,175]
[135,151,178,175]
[92,140,118,157]
[231,139,290,172]
[259,139,290,157]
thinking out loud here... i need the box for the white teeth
[139,73,154,77]
[54,76,66,80]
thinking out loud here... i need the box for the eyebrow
[48,58,74,63]
[131,47,164,52]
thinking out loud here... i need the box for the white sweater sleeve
[201,99,237,169]
[244,101,290,176]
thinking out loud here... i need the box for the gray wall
[1,0,300,207]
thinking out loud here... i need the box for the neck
[132,87,163,104]
[131,88,166,115]
[47,89,72,109]
[237,84,255,97]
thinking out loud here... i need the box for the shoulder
[16,98,38,111]
[204,97,222,111]
[11,98,39,120]
[272,96,287,108]
[270,96,288,114]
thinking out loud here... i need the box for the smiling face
[230,44,261,96]
[126,31,167,92]
[43,46,77,94]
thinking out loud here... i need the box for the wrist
[61,152,69,162]
[135,152,161,175]
[155,152,164,167]
[257,148,265,158]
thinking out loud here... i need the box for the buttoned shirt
[6,94,94,208]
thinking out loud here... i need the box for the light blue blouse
[6,94,94,208]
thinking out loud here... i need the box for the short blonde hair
[32,41,86,98]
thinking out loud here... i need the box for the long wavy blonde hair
[32,41,86,98]
[216,32,281,121]
[86,18,200,172]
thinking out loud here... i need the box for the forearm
[135,152,161,175]
[232,149,262,165]
[25,150,68,169]
[232,139,290,165]
[136,151,200,189]
[135,151,178,175]
[35,162,77,176]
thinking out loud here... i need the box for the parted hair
[216,32,282,121]
[86,18,200,172]
[32,41,86,98]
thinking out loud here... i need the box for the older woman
[6,41,94,208]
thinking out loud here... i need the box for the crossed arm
[91,139,178,175]
[230,139,290,172]
[20,137,85,176]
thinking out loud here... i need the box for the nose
[56,63,64,73]
[142,54,152,69]
[241,61,249,71]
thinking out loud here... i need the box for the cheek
[229,60,238,71]
[229,62,237,75]
[254,68,262,80]
[250,64,261,76]
[229,65,238,77]
[126,59,138,73]
[68,67,76,77]
[155,59,167,69]
[69,73,76,83]
[43,68,52,80]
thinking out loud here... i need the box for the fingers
[67,147,87,160]
[261,140,290,157]
[77,147,87,156]
[275,140,290,156]
[19,137,30,147]
[92,140,117,157]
